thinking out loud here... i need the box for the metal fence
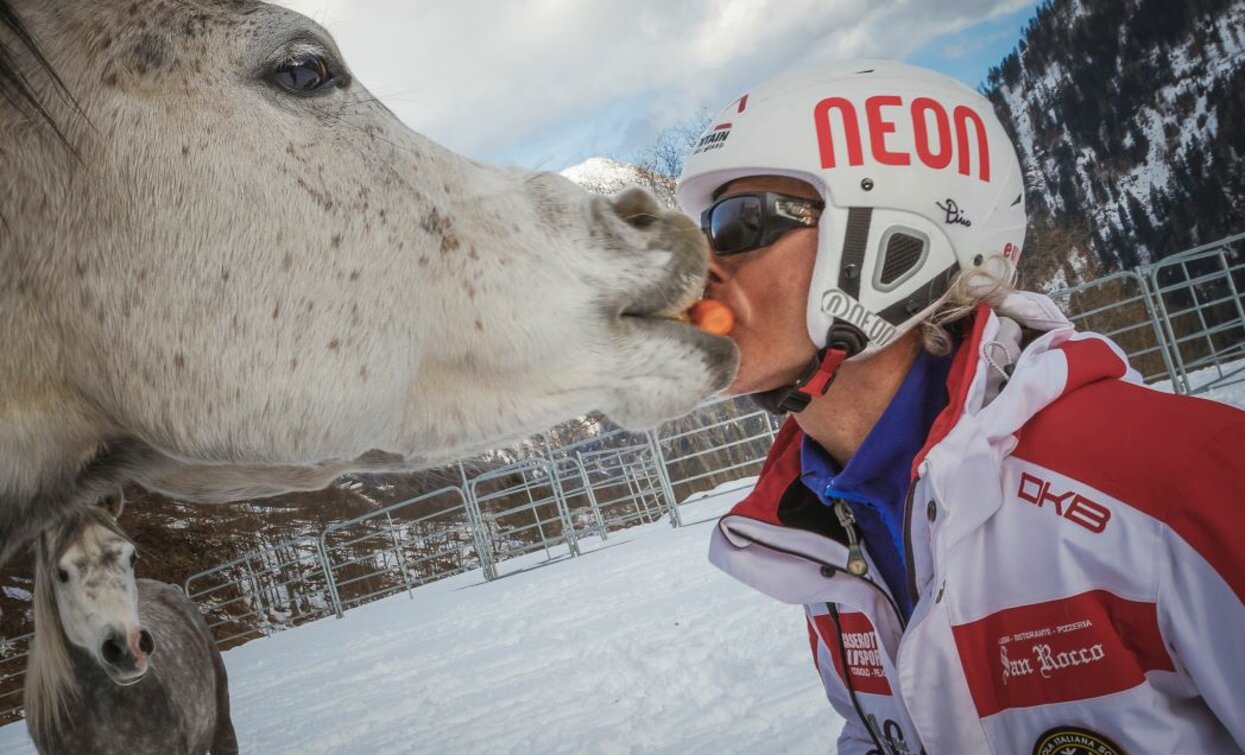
[1049,234,1245,396]
[0,634,31,726]
[2,235,1242,726]
[321,487,479,613]
[184,535,337,650]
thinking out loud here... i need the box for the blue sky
[278,0,1042,172]
[906,2,1040,93]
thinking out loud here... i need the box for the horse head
[34,502,153,688]
[0,0,738,560]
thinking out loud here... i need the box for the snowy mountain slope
[561,157,677,209]
[986,0,1245,272]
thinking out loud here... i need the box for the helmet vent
[875,229,929,291]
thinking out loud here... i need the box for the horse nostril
[101,637,123,665]
[611,187,662,229]
[139,629,155,655]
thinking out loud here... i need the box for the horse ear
[100,490,125,520]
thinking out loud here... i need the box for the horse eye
[272,54,334,94]
[57,568,69,584]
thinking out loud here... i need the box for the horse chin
[605,317,739,430]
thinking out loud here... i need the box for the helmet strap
[750,321,866,414]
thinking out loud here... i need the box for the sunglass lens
[710,195,762,254]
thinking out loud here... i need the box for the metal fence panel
[184,535,337,649]
[652,397,780,505]
[574,444,671,532]
[466,460,578,578]
[0,632,32,726]
[320,487,478,612]
[1146,248,1245,395]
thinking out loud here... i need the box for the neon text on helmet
[813,95,991,181]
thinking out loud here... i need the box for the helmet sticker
[813,95,991,181]
[820,289,898,346]
[935,198,972,227]
[693,122,732,155]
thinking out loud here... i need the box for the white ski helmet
[678,59,1026,361]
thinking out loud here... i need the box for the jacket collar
[720,292,1133,549]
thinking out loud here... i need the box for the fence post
[316,535,344,619]
[574,452,608,540]
[539,437,580,557]
[385,511,415,599]
[462,472,498,581]
[645,429,682,527]
[1148,264,1193,394]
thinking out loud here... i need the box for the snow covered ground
[2,373,1241,754]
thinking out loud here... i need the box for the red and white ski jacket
[709,292,1245,755]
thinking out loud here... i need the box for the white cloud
[274,0,1027,169]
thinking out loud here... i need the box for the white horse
[25,497,238,754]
[0,0,738,562]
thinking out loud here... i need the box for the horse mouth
[618,314,739,388]
[110,669,148,687]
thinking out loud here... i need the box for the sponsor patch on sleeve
[1033,725,1124,755]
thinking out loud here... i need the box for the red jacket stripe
[1014,378,1245,601]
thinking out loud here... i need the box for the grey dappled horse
[0,0,738,564]
[24,500,237,754]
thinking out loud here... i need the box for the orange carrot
[688,299,735,335]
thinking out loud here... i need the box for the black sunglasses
[699,192,824,256]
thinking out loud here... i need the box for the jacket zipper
[833,498,870,578]
[827,498,907,631]
[828,603,894,755]
[902,483,920,607]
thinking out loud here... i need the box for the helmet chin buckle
[750,321,866,414]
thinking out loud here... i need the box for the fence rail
[2,236,1242,726]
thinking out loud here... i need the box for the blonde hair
[919,254,1018,355]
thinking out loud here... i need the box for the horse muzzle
[101,627,155,685]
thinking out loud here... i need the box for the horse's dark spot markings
[290,357,299,371]
[418,255,429,267]
[173,353,186,370]
[328,339,340,351]
[181,145,189,157]
[440,234,460,254]
[272,304,280,319]
[468,247,479,261]
[474,320,484,332]
[331,234,342,249]
[349,270,360,281]
[359,365,369,382]
[221,268,230,282]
